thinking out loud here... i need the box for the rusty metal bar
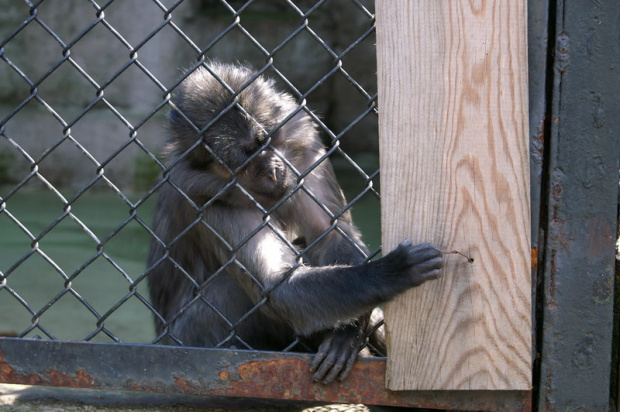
[537,0,620,410]
[0,338,531,410]
[527,0,551,408]
[527,0,550,248]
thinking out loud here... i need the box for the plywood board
[376,0,531,390]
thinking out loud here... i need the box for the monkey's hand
[381,240,443,288]
[310,322,366,385]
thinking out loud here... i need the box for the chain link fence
[0,0,381,359]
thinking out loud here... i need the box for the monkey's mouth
[266,162,287,185]
[237,162,291,203]
[259,166,289,193]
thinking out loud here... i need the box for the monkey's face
[203,108,293,206]
[169,65,321,208]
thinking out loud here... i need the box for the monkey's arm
[201,205,441,335]
[268,241,441,333]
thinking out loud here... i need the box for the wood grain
[376,0,531,390]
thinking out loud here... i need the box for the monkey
[146,61,443,385]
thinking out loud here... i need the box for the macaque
[147,62,442,384]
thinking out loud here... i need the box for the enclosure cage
[1,0,619,411]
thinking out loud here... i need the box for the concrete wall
[0,0,377,190]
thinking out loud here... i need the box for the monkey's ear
[168,100,204,132]
[167,108,185,130]
[166,104,207,153]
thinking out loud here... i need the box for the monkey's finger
[415,256,444,272]
[323,338,360,384]
[310,353,325,373]
[400,238,413,247]
[337,350,358,382]
[310,340,331,372]
[313,354,336,383]
[322,345,357,385]
[407,243,444,262]
[409,268,443,287]
[420,268,442,281]
[323,357,347,385]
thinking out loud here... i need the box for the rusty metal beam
[0,338,530,410]
[537,0,620,410]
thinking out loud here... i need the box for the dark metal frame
[534,0,620,410]
[0,338,531,410]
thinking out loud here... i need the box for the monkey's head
[166,63,323,207]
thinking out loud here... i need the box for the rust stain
[552,182,562,202]
[531,247,538,271]
[113,358,531,410]
[124,380,145,392]
[0,353,96,388]
[218,370,230,381]
[173,374,197,394]
[230,358,530,410]
[123,379,167,393]
[228,358,389,404]
[48,369,94,388]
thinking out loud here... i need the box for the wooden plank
[376,0,531,391]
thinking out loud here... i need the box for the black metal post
[537,0,620,409]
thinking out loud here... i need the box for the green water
[0,180,380,343]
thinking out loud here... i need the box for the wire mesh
[0,0,380,356]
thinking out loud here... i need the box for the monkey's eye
[243,138,263,157]
[244,147,258,157]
